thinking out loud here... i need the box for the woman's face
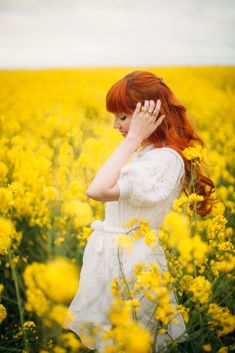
[113,113,132,137]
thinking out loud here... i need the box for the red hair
[106,70,218,217]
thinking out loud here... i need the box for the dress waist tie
[90,220,128,254]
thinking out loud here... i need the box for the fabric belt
[90,219,160,255]
[90,220,128,254]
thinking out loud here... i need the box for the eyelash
[120,116,126,121]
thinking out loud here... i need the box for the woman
[64,71,217,352]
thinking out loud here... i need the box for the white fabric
[64,145,188,351]
[117,146,185,208]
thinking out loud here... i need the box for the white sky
[0,0,234,68]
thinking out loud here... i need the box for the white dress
[65,144,188,352]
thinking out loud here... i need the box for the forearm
[87,135,142,194]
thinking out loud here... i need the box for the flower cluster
[118,218,159,253]
[182,145,207,162]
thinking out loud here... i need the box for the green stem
[2,295,18,304]
[117,247,138,321]
[8,248,29,351]
[190,161,200,233]
[47,229,53,257]
[151,322,159,353]
[195,301,203,329]
[158,329,189,353]
[0,347,23,352]
[183,160,194,220]
[189,162,200,278]
[145,301,159,329]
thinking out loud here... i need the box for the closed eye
[120,116,126,121]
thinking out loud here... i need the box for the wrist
[125,133,143,147]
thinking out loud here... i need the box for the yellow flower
[111,278,119,297]
[23,320,36,330]
[182,145,207,161]
[117,233,134,253]
[0,187,13,211]
[121,217,139,227]
[211,255,235,275]
[189,276,212,304]
[0,217,20,255]
[121,323,152,353]
[48,304,72,326]
[208,303,235,337]
[53,347,67,353]
[62,199,93,227]
[173,194,188,213]
[205,215,228,242]
[177,304,190,324]
[188,193,204,203]
[68,180,84,198]
[104,297,153,353]
[217,347,228,353]
[43,257,80,302]
[108,298,132,325]
[23,257,79,317]
[0,304,7,323]
[0,161,8,179]
[144,229,157,247]
[43,186,59,202]
[8,182,24,196]
[202,343,212,352]
[0,284,4,295]
[59,332,82,351]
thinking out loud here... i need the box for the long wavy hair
[106,70,218,217]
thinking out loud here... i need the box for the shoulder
[117,147,186,207]
[120,147,185,180]
[143,147,185,169]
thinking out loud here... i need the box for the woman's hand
[126,99,165,143]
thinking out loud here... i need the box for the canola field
[0,67,234,353]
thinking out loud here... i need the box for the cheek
[124,118,131,129]
[123,122,129,130]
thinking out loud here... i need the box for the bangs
[106,78,133,115]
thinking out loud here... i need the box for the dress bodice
[91,144,185,235]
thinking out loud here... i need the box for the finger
[155,99,161,111]
[155,99,161,109]
[154,114,165,126]
[147,100,155,114]
[144,100,149,110]
[135,102,142,113]
[153,99,161,115]
[158,99,162,110]
[133,102,142,117]
[140,100,149,114]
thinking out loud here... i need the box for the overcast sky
[0,0,234,68]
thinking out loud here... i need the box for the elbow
[86,187,94,197]
[86,187,102,200]
[86,187,91,196]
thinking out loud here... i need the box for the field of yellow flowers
[0,67,234,353]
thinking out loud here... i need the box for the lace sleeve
[117,148,185,208]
